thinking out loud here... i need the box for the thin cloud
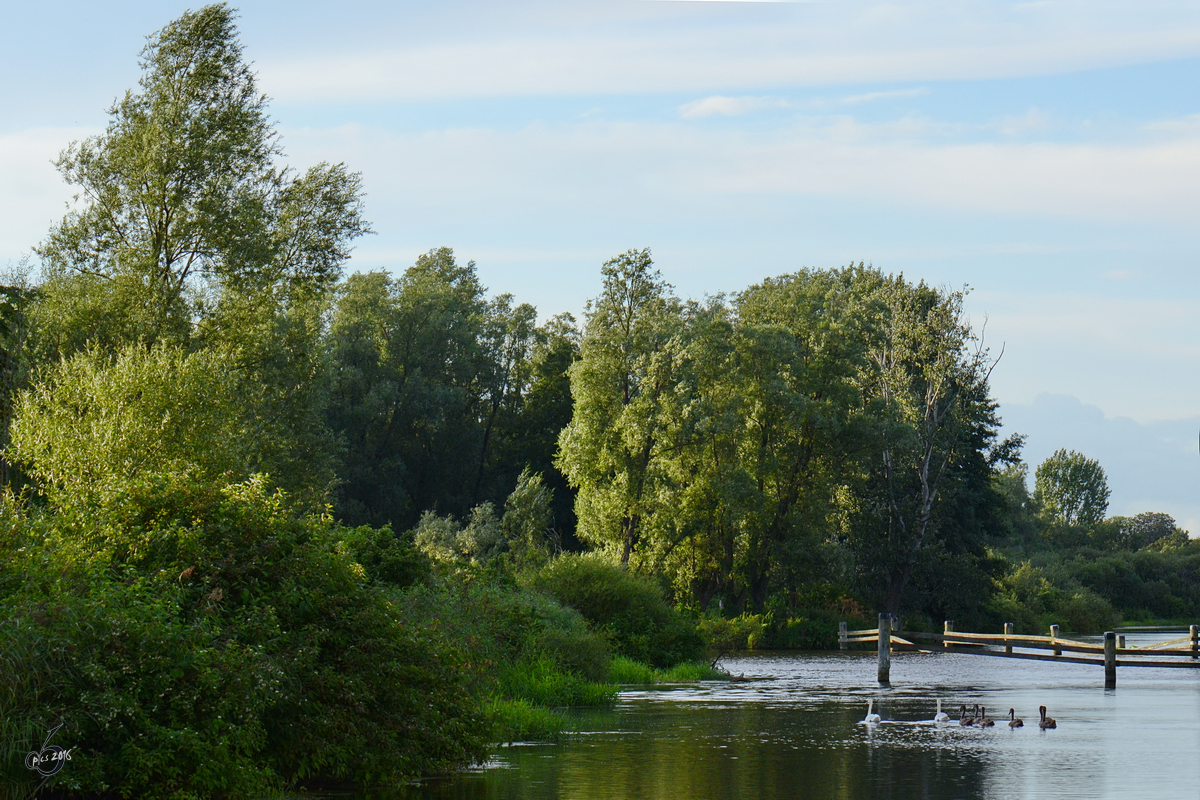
[838,87,931,105]
[679,88,930,118]
[257,11,1200,102]
[678,95,794,118]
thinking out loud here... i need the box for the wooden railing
[838,615,1200,686]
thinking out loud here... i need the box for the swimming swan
[1008,708,1023,728]
[934,699,949,723]
[958,704,975,726]
[978,706,995,727]
[864,699,881,725]
[1038,705,1057,729]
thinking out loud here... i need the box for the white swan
[864,699,882,725]
[934,699,949,723]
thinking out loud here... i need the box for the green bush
[0,476,489,797]
[396,576,612,688]
[531,554,704,667]
[764,612,843,650]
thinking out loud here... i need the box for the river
[401,637,1200,799]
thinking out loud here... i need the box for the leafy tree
[503,314,581,542]
[9,343,244,505]
[1034,448,1110,528]
[1122,511,1188,550]
[33,4,368,359]
[557,249,682,564]
[851,274,1005,615]
[327,250,489,527]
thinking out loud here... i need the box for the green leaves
[35,4,369,358]
[1034,448,1111,528]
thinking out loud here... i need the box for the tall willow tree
[326,250,490,527]
[557,249,682,564]
[21,4,369,503]
[35,3,368,358]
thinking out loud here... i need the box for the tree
[33,3,368,358]
[10,343,245,505]
[557,249,681,564]
[852,273,1007,615]
[1034,448,1110,528]
[1122,511,1188,549]
[326,250,490,527]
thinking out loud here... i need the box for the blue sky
[3,0,1199,528]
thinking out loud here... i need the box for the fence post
[1104,631,1116,689]
[877,613,891,685]
[1051,624,1061,656]
[1191,625,1198,660]
[1118,634,1126,649]
[1004,622,1014,654]
[839,621,848,651]
[944,620,954,652]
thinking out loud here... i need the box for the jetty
[841,614,1200,688]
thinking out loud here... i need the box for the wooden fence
[838,614,1200,687]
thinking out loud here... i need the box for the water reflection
[400,645,1200,799]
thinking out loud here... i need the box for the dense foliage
[1,4,1197,797]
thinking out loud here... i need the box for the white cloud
[838,88,931,105]
[678,95,794,118]
[256,3,1200,102]
[994,107,1051,135]
[678,88,931,118]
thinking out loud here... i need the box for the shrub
[697,614,768,661]
[0,476,489,797]
[531,554,704,667]
[764,612,843,650]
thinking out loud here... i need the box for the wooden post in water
[1104,631,1116,689]
[1191,625,1198,660]
[944,620,954,651]
[877,613,891,684]
[1050,624,1061,656]
[1004,622,1014,654]
[839,621,848,651]
[1118,634,1126,649]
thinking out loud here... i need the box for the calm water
[402,636,1200,799]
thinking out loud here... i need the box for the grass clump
[498,658,617,707]
[609,656,725,684]
[487,699,570,743]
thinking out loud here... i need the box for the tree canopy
[1034,448,1111,528]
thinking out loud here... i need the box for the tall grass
[609,656,726,684]
[499,658,617,707]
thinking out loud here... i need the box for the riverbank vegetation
[2,5,1197,797]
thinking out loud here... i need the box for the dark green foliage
[762,612,846,651]
[397,576,611,687]
[336,524,430,588]
[0,477,488,796]
[532,555,704,667]
[326,259,580,537]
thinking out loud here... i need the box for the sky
[2,0,1198,529]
